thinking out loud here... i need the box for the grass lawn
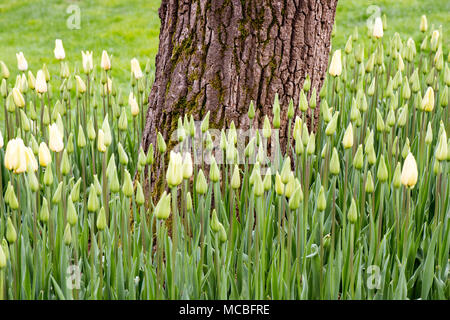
[0,0,448,88]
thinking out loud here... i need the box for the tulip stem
[171,186,178,299]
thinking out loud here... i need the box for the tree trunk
[142,0,338,195]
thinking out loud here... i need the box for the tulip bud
[210,209,220,233]
[422,123,433,147]
[218,223,227,243]
[186,192,193,211]
[284,173,296,198]
[401,153,418,188]
[280,157,291,184]
[275,172,284,195]
[201,111,210,133]
[87,185,100,214]
[325,112,339,136]
[435,130,448,161]
[7,185,19,210]
[347,198,358,224]
[247,100,256,120]
[289,185,303,210]
[430,30,439,52]
[122,169,134,197]
[6,218,17,244]
[51,182,63,204]
[157,132,167,154]
[96,207,107,231]
[317,186,326,212]
[85,119,95,141]
[402,138,410,159]
[262,115,272,139]
[365,171,374,193]
[231,165,241,190]
[273,106,280,129]
[329,148,340,175]
[342,123,353,149]
[155,191,171,220]
[115,143,128,166]
[67,196,78,226]
[306,133,315,155]
[134,181,145,207]
[70,179,81,203]
[43,166,53,186]
[262,169,272,191]
[147,143,155,166]
[196,169,208,194]
[377,155,389,182]
[253,170,264,197]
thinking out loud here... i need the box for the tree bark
[142,0,338,194]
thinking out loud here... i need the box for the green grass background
[0,0,448,89]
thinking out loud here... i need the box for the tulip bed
[0,16,448,300]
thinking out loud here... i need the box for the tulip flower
[129,92,139,116]
[82,51,93,74]
[182,152,193,179]
[101,116,112,147]
[131,58,143,79]
[0,61,10,79]
[39,142,52,167]
[372,17,383,38]
[420,15,427,32]
[401,152,418,188]
[97,129,107,153]
[430,30,439,52]
[329,50,342,76]
[16,52,28,71]
[421,87,435,112]
[49,123,64,152]
[75,75,86,94]
[12,87,25,108]
[5,138,36,174]
[101,50,111,71]
[35,70,47,93]
[166,151,183,187]
[54,39,65,60]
